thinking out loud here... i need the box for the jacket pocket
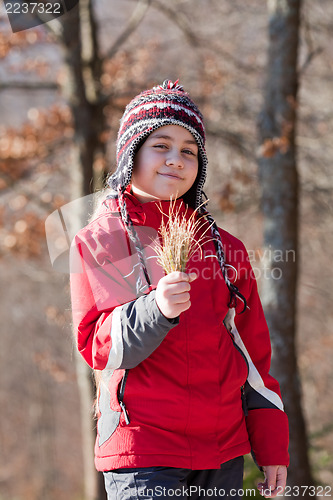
[117,369,130,425]
[97,369,129,447]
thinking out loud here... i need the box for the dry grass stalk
[154,199,211,274]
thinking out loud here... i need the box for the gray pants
[103,456,244,499]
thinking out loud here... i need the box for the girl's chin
[132,187,184,203]
[154,191,182,201]
[133,190,183,203]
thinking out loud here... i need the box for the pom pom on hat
[156,79,184,91]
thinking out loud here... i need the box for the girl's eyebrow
[149,133,197,145]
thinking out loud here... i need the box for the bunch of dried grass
[154,199,211,274]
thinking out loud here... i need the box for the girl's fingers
[163,271,189,283]
[164,281,191,294]
[171,292,191,304]
[163,271,198,284]
[156,272,196,318]
[258,466,287,498]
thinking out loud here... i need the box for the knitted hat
[107,79,208,209]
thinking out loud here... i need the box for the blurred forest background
[0,0,332,499]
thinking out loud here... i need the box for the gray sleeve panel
[118,290,179,369]
[244,381,280,411]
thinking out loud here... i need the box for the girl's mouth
[158,172,183,180]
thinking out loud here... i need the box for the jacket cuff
[246,408,290,467]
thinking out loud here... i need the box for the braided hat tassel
[117,185,152,296]
[202,211,247,313]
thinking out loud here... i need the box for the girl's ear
[182,165,201,209]
[132,149,139,173]
[132,159,135,172]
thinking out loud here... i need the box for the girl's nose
[165,149,184,168]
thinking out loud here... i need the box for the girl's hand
[258,465,287,498]
[155,271,197,319]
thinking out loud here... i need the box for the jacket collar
[103,186,193,227]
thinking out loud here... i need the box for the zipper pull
[119,400,130,425]
[241,385,248,417]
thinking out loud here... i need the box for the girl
[70,80,289,499]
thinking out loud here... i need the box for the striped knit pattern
[203,210,246,312]
[117,185,151,295]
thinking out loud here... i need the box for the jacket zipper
[225,326,249,416]
[235,341,249,416]
[241,385,248,416]
[118,369,130,425]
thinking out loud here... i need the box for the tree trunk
[257,0,315,492]
[57,3,107,499]
[55,1,150,496]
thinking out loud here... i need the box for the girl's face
[131,125,199,204]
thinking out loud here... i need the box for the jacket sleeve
[70,231,179,371]
[224,237,289,467]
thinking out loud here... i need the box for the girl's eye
[153,144,167,149]
[183,149,196,156]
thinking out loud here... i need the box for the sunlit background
[0,1,332,498]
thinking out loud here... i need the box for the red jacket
[70,191,289,471]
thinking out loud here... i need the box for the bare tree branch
[205,122,254,157]
[79,0,101,103]
[103,0,152,60]
[151,0,199,47]
[0,81,58,91]
[299,13,323,75]
[146,0,257,73]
